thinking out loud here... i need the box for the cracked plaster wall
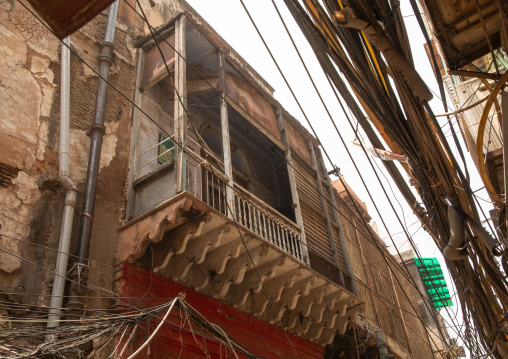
[0,0,139,304]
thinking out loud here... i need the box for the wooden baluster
[260,212,265,239]
[250,205,255,233]
[256,207,262,237]
[239,196,243,223]
[266,216,273,245]
[296,233,302,260]
[281,225,291,254]
[205,170,209,205]
[291,231,297,259]
[283,226,289,254]
[247,202,252,229]
[241,198,246,226]
[213,175,217,211]
[234,194,239,221]
[254,205,258,233]
[285,228,292,256]
[277,223,282,249]
[218,177,222,214]
[271,220,277,247]
[253,205,257,234]
[291,230,296,257]
[291,231,297,258]
[276,224,282,251]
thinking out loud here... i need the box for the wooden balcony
[118,191,364,345]
[185,154,307,264]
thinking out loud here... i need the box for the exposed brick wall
[332,183,434,358]
[0,163,19,188]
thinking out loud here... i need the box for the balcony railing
[233,185,305,263]
[201,166,228,216]
[186,150,306,264]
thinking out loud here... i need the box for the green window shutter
[414,258,453,310]
[159,133,175,165]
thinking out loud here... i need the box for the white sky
[184,0,495,356]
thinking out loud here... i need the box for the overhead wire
[12,0,476,354]
[131,1,301,356]
[15,0,462,352]
[240,0,468,353]
[291,0,507,355]
[118,0,429,262]
[0,231,462,338]
[127,0,444,352]
[129,0,470,354]
[0,247,263,358]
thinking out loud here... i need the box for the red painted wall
[120,263,325,358]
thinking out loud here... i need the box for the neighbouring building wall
[399,250,458,359]
[331,178,435,358]
[0,0,141,307]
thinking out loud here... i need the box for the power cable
[132,2,301,356]
[15,0,471,353]
[0,247,264,358]
[86,0,464,352]
[0,231,462,347]
[119,0,432,264]
[241,0,468,353]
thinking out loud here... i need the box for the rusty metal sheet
[27,0,117,39]
[226,74,281,140]
[284,118,312,166]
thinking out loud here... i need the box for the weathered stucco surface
[0,0,59,277]
[0,0,137,302]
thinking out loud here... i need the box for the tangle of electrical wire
[10,1,480,358]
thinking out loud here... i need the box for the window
[158,132,175,165]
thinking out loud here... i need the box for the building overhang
[26,0,116,39]
[117,192,365,346]
[419,0,503,70]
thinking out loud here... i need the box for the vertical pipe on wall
[46,36,78,339]
[58,37,73,189]
[69,1,118,312]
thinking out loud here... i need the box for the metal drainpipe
[46,36,78,340]
[68,0,119,313]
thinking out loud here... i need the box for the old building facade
[0,0,439,357]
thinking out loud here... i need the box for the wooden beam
[218,50,234,218]
[174,16,187,193]
[448,69,501,81]
[126,48,145,220]
[277,107,309,264]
